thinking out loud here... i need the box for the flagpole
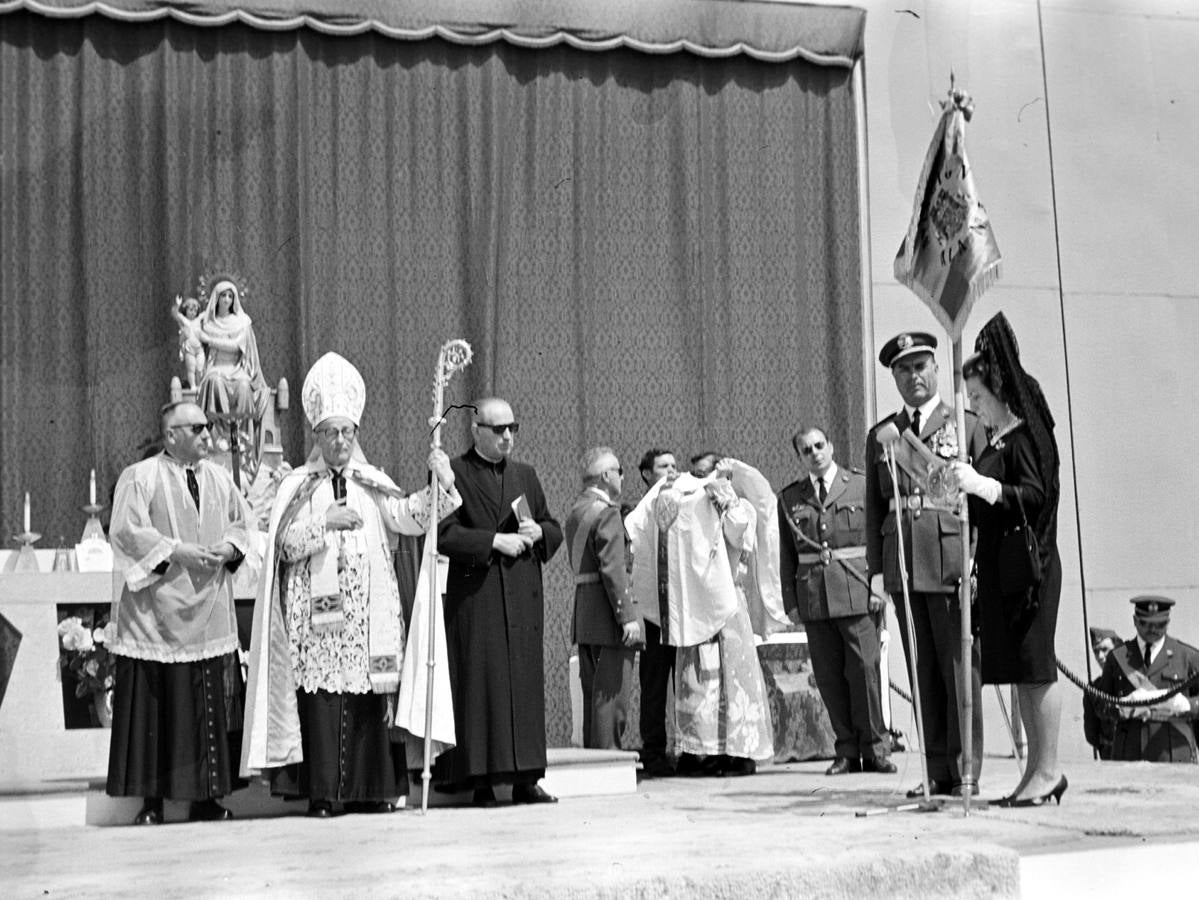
[952,337,974,816]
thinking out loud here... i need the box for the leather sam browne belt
[895,493,957,513]
[797,546,866,566]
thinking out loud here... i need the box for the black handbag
[997,491,1041,596]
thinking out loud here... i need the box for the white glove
[951,461,1001,504]
[1151,693,1192,719]
[1122,688,1157,721]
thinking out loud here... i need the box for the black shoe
[863,756,898,775]
[472,787,498,808]
[640,757,676,778]
[906,779,952,798]
[676,753,723,777]
[825,757,862,776]
[1006,775,1068,808]
[133,799,163,826]
[722,757,756,777]
[188,799,233,822]
[345,800,396,814]
[306,800,333,818]
[511,783,558,804]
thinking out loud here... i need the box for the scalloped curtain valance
[0,0,865,66]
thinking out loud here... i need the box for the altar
[0,551,260,791]
[757,633,836,763]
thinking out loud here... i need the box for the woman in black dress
[953,312,1065,807]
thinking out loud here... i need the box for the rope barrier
[1054,656,1199,707]
[889,659,1199,709]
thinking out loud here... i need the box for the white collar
[585,485,611,504]
[810,462,838,493]
[1144,635,1165,661]
[905,394,942,425]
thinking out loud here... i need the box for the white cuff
[980,478,1002,505]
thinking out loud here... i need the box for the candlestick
[23,492,30,534]
[89,469,97,506]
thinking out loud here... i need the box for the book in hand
[512,494,533,522]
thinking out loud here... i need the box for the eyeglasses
[800,440,826,455]
[170,423,211,436]
[479,422,519,435]
[606,465,624,477]
[317,426,358,442]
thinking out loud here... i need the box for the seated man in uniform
[1094,597,1199,763]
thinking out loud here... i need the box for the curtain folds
[1,0,867,65]
[0,11,863,744]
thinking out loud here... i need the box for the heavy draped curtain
[0,9,864,743]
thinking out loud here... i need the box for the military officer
[1094,596,1199,763]
[565,447,643,750]
[865,331,987,797]
[779,426,896,775]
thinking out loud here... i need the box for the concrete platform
[1,747,639,827]
[4,755,1198,898]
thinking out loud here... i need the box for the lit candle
[23,492,30,533]
[89,469,97,506]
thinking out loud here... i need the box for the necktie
[331,471,346,502]
[817,478,827,505]
[185,469,200,511]
[1143,643,1153,670]
[910,409,922,438]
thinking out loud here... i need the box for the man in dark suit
[1094,596,1199,763]
[565,447,643,750]
[438,398,564,806]
[635,447,679,777]
[865,331,986,797]
[779,426,895,775]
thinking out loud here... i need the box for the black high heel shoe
[1007,775,1068,808]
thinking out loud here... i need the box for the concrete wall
[840,0,1199,763]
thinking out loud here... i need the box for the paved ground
[4,756,1198,899]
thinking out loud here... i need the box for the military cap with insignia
[1131,595,1175,619]
[878,331,938,368]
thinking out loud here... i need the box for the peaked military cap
[1131,595,1175,618]
[879,331,937,368]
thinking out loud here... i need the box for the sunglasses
[479,422,519,435]
[170,423,211,436]
[800,440,826,455]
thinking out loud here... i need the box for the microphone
[877,421,902,449]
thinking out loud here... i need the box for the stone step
[2,747,639,828]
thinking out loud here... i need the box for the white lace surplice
[282,515,384,694]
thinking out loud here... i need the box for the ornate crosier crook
[419,339,472,814]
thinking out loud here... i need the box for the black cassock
[437,449,563,788]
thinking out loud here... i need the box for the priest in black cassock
[437,398,563,806]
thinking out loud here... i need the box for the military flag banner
[894,87,1001,341]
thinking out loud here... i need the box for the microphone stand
[883,436,935,810]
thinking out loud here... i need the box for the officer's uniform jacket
[1094,635,1199,763]
[865,402,986,595]
[778,466,869,622]
[564,488,637,647]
